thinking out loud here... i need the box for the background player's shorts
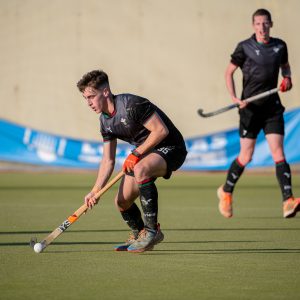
[153,145,187,179]
[239,109,284,139]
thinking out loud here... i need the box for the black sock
[276,160,293,201]
[223,159,245,193]
[120,203,144,235]
[138,178,158,230]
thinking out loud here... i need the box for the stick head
[29,237,37,248]
[197,109,208,118]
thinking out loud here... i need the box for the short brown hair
[252,8,272,23]
[77,70,109,92]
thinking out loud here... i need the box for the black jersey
[100,94,186,149]
[231,34,288,109]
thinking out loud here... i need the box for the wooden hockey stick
[30,171,124,252]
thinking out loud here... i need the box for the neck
[256,35,270,44]
[103,96,115,116]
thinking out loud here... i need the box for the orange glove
[122,151,141,172]
[280,77,292,92]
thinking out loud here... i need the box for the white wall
[0,0,299,140]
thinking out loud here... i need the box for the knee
[238,154,252,166]
[114,196,128,212]
[133,163,149,181]
[271,150,285,162]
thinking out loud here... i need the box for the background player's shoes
[217,185,233,218]
[127,224,164,253]
[283,197,300,218]
[114,230,139,251]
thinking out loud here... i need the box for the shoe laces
[126,233,137,243]
[136,229,148,241]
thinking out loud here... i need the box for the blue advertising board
[1,107,299,170]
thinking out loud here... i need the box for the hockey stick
[197,88,279,118]
[30,171,124,253]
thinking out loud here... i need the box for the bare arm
[135,112,169,155]
[92,139,117,192]
[85,139,117,208]
[225,62,247,108]
[122,112,169,173]
[281,62,292,78]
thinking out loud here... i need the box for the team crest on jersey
[120,118,128,126]
[273,47,280,53]
[255,50,260,56]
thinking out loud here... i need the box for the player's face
[82,87,103,114]
[253,15,272,42]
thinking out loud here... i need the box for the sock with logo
[223,158,245,193]
[276,160,293,201]
[120,203,144,233]
[138,178,158,230]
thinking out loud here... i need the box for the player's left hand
[84,191,99,209]
[122,153,140,173]
[280,77,292,92]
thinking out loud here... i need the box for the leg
[218,138,255,218]
[115,174,139,212]
[134,152,167,230]
[266,133,300,218]
[114,175,144,251]
[115,175,144,231]
[266,133,292,200]
[127,153,167,252]
[224,137,256,193]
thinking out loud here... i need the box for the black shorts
[239,108,285,139]
[126,145,187,180]
[153,145,187,179]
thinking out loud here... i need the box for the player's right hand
[122,153,140,173]
[233,97,247,109]
[84,191,99,209]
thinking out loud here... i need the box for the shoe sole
[127,232,164,253]
[114,245,131,251]
[284,201,300,218]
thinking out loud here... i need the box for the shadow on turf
[2,242,300,255]
[143,248,300,255]
[2,183,299,190]
[1,227,300,236]
[0,241,119,247]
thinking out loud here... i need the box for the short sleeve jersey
[100,94,185,148]
[231,34,288,106]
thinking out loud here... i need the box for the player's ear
[103,87,110,97]
[270,21,273,28]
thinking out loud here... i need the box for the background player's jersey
[100,94,186,148]
[231,34,288,109]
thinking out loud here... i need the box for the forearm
[225,74,237,100]
[92,159,115,193]
[281,63,292,78]
[225,63,239,101]
[135,128,168,155]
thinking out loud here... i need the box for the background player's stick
[197,88,279,118]
[30,171,124,252]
